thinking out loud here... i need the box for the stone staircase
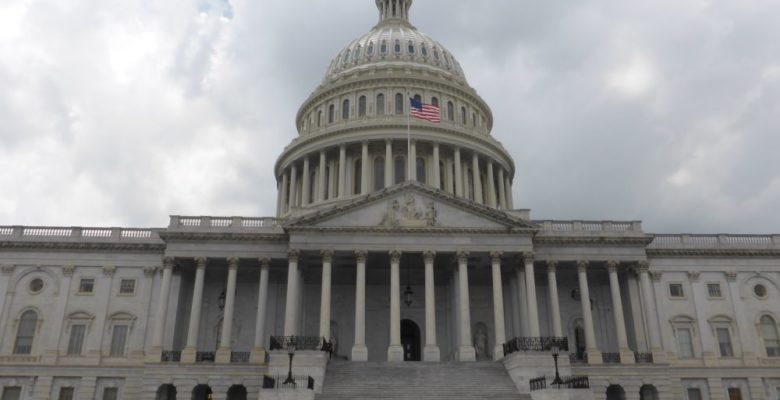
[316,361,529,400]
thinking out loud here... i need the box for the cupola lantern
[376,0,413,23]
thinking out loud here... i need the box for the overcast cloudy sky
[1,0,779,233]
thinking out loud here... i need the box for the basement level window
[707,283,722,298]
[78,278,95,294]
[669,283,684,298]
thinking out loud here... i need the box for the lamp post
[551,344,563,386]
[283,337,297,386]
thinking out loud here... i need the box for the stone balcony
[167,216,283,233]
[0,225,164,250]
[533,220,645,236]
[647,234,780,256]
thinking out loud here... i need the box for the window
[447,102,454,121]
[433,47,440,61]
[58,387,75,400]
[14,310,37,354]
[408,41,415,54]
[395,93,404,115]
[374,157,385,190]
[1,387,21,400]
[687,388,702,400]
[324,167,331,199]
[380,40,387,54]
[431,97,439,107]
[394,157,406,184]
[413,94,421,103]
[367,42,374,56]
[317,110,322,127]
[29,278,44,293]
[716,327,733,357]
[760,315,780,356]
[103,388,118,400]
[376,94,385,115]
[354,159,362,194]
[109,325,128,357]
[309,171,316,203]
[67,324,86,355]
[416,157,426,183]
[328,104,335,123]
[119,279,135,295]
[79,278,95,294]
[461,106,467,124]
[754,284,767,298]
[472,112,477,127]
[707,283,722,298]
[342,99,350,120]
[342,49,350,65]
[677,328,694,358]
[467,170,474,200]
[358,96,367,117]
[669,283,684,298]
[727,388,743,400]
[353,45,361,60]
[421,43,428,57]
[394,39,401,54]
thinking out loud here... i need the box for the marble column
[490,252,506,360]
[283,250,300,336]
[409,140,417,181]
[497,168,506,209]
[250,258,271,363]
[454,147,463,197]
[472,153,483,204]
[42,266,74,364]
[524,253,540,337]
[577,260,602,364]
[505,175,514,209]
[384,140,393,188]
[338,145,347,198]
[486,162,497,208]
[388,250,404,361]
[318,151,327,202]
[457,251,476,361]
[432,143,441,189]
[546,261,563,338]
[301,157,311,206]
[216,257,239,364]
[319,250,334,340]
[352,251,368,361]
[607,261,634,363]
[423,250,440,361]
[515,261,529,337]
[361,142,369,194]
[280,172,289,214]
[181,257,207,363]
[147,257,174,362]
[289,164,298,209]
[638,261,666,362]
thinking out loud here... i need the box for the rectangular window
[109,325,128,357]
[670,283,685,298]
[677,328,694,358]
[119,279,135,295]
[102,388,118,400]
[727,388,743,400]
[707,283,722,298]
[717,327,733,357]
[58,387,75,400]
[687,388,702,400]
[78,279,95,294]
[1,387,21,400]
[67,324,86,355]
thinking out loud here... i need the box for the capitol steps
[316,360,529,400]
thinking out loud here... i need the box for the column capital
[546,260,559,273]
[162,257,176,270]
[650,271,663,282]
[259,257,272,268]
[423,250,436,263]
[102,266,116,277]
[143,266,158,277]
[288,249,301,262]
[522,252,535,264]
[227,257,240,269]
[687,271,700,282]
[606,260,620,273]
[576,260,589,272]
[321,249,334,263]
[456,250,470,264]
[725,271,738,282]
[354,250,368,263]
[1,265,14,276]
[62,265,76,277]
[194,256,207,268]
[637,260,650,273]
[389,250,402,263]
[489,251,503,264]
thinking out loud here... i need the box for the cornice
[158,232,288,243]
[533,236,655,247]
[0,241,166,252]
[646,249,780,257]
[286,226,532,235]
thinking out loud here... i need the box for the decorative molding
[534,236,654,247]
[158,231,287,243]
[102,266,116,277]
[288,249,301,262]
[0,241,165,252]
[194,257,207,268]
[637,261,650,273]
[650,271,663,282]
[522,252,534,264]
[688,271,700,282]
[143,267,158,277]
[1,265,15,276]
[389,250,402,263]
[227,257,240,269]
[546,260,559,273]
[62,265,75,277]
[423,250,436,264]
[321,249,334,263]
[456,250,470,264]
[646,248,780,257]
[354,250,368,263]
[162,257,175,270]
[576,260,589,273]
[489,251,503,264]
[259,257,272,268]
[606,260,620,273]
[725,271,738,282]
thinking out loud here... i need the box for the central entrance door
[401,319,421,361]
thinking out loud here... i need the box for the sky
[1,0,779,234]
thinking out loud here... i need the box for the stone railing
[530,376,590,391]
[168,216,281,232]
[0,226,161,242]
[535,220,643,234]
[649,234,780,249]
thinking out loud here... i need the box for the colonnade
[149,254,663,365]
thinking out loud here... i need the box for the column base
[493,344,505,361]
[423,345,440,362]
[250,347,267,364]
[457,345,476,362]
[180,347,197,363]
[650,348,668,364]
[215,347,232,364]
[351,345,368,361]
[586,349,602,365]
[619,349,635,364]
[387,344,404,362]
[145,347,162,363]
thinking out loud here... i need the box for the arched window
[472,112,477,127]
[317,110,322,127]
[227,385,247,400]
[416,157,426,183]
[394,156,406,184]
[413,94,422,103]
[367,42,374,56]
[447,102,454,121]
[328,104,335,123]
[353,45,361,60]
[433,47,440,61]
[354,159,362,194]
[761,315,780,357]
[381,40,388,54]
[342,49,351,65]
[358,96,367,117]
[376,94,385,115]
[421,43,428,57]
[461,107,467,124]
[14,310,38,354]
[431,97,439,107]
[408,40,415,54]
[606,385,626,400]
[374,157,385,190]
[395,93,404,115]
[156,384,177,400]
[394,39,401,54]
[342,99,350,120]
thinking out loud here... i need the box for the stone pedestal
[457,346,476,362]
[181,347,197,363]
[351,345,368,362]
[387,344,404,362]
[423,345,440,362]
[216,347,231,364]
[619,349,636,364]
[250,346,267,364]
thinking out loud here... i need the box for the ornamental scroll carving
[380,193,437,227]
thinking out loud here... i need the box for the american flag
[410,98,441,123]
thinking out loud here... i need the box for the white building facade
[1,1,779,399]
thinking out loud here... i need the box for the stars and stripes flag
[409,97,441,123]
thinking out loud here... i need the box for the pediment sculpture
[380,193,437,227]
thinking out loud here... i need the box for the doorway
[401,319,421,361]
[191,385,212,400]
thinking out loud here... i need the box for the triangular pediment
[284,182,537,232]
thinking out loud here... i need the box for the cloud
[0,0,778,234]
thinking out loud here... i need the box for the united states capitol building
[1,1,779,399]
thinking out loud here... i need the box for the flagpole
[407,92,411,183]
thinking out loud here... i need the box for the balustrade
[529,376,590,391]
[503,337,568,355]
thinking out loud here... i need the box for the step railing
[270,336,333,357]
[530,376,590,391]
[503,337,568,355]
